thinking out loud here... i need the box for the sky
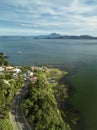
[0,0,97,36]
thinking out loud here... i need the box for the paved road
[9,86,32,130]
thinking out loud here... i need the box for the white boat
[17,51,22,54]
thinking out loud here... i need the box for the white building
[27,70,34,77]
[13,68,22,74]
[6,66,14,71]
[0,67,4,72]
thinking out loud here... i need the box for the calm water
[0,37,97,130]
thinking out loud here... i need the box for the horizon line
[0,33,97,37]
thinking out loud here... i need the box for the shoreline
[0,52,82,130]
[49,64,82,130]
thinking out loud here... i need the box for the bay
[0,37,97,130]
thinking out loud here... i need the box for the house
[31,66,36,71]
[13,68,21,74]
[13,73,18,78]
[30,76,37,82]
[6,66,14,71]
[37,67,43,71]
[0,66,4,72]
[27,70,34,77]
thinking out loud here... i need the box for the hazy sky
[0,0,97,36]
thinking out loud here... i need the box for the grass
[48,68,68,80]
[0,118,13,130]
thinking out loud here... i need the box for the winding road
[9,86,32,130]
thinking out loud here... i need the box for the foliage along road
[9,86,32,130]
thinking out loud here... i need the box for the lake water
[0,37,97,130]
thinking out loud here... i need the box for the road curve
[9,87,32,130]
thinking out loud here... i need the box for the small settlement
[0,65,48,83]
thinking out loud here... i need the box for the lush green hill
[21,70,71,130]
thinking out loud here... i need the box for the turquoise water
[0,37,97,130]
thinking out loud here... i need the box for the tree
[22,72,70,130]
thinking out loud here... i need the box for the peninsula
[0,52,80,130]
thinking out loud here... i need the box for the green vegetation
[21,70,71,130]
[0,72,24,130]
[0,118,13,130]
[0,52,9,65]
[0,52,24,130]
[47,68,68,80]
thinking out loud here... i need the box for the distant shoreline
[1,33,97,40]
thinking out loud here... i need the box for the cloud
[0,0,97,35]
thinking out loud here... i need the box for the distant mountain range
[34,33,97,39]
[1,33,97,39]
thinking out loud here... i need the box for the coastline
[0,52,82,130]
[49,64,82,130]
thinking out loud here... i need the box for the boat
[17,51,22,54]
